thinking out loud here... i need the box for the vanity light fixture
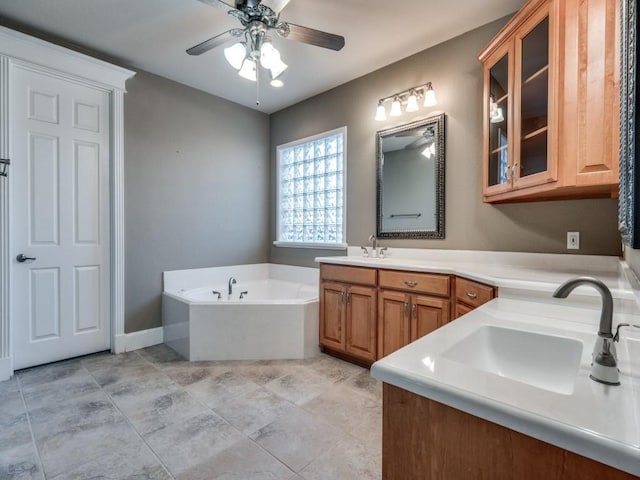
[375,82,438,121]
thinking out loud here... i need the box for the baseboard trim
[113,327,164,354]
[0,355,13,381]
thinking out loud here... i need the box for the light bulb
[491,107,504,123]
[270,56,288,80]
[406,91,419,112]
[260,41,279,69]
[423,84,437,107]
[390,97,402,116]
[270,79,284,87]
[224,42,246,70]
[421,144,432,159]
[238,58,257,81]
[375,102,387,121]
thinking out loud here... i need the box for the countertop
[315,248,640,475]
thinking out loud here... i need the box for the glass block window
[276,127,347,248]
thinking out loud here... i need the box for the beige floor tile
[301,383,381,434]
[264,369,333,405]
[177,438,293,480]
[212,387,298,435]
[144,411,244,476]
[249,407,347,472]
[186,370,261,409]
[298,436,381,480]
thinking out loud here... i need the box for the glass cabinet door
[515,11,551,184]
[488,53,510,189]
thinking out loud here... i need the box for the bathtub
[162,263,320,361]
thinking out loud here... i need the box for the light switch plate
[567,232,580,250]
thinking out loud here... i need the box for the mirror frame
[619,0,640,248]
[376,113,446,239]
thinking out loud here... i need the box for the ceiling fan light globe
[238,58,257,81]
[375,104,387,121]
[270,79,284,87]
[270,58,288,79]
[224,42,246,70]
[260,42,280,69]
[406,93,419,112]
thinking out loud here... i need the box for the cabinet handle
[403,280,418,288]
[512,163,518,179]
[403,302,409,317]
[346,290,351,304]
[411,303,416,320]
[340,290,345,304]
[465,292,478,300]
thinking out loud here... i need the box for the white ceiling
[0,0,526,113]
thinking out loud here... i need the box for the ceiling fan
[187,0,345,86]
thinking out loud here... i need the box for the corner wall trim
[113,327,164,354]
[0,355,13,382]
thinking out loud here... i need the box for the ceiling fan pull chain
[255,61,260,106]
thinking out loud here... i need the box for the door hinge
[0,159,9,177]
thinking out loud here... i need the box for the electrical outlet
[567,232,580,250]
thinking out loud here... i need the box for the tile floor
[0,345,382,479]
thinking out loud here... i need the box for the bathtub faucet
[228,276,237,296]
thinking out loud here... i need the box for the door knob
[16,254,36,263]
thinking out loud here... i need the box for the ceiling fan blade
[186,28,244,56]
[280,23,345,51]
[405,137,428,150]
[196,0,237,11]
[261,0,291,13]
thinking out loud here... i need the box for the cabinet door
[483,41,514,197]
[513,2,556,189]
[411,295,450,341]
[319,281,346,352]
[345,285,377,362]
[455,302,474,319]
[378,290,410,358]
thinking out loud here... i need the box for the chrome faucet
[553,276,620,385]
[369,234,377,256]
[228,276,237,296]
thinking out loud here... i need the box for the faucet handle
[378,247,388,258]
[614,323,640,342]
[360,246,369,257]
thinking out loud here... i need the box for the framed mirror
[376,113,446,239]
[619,0,640,248]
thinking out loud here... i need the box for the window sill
[273,241,348,250]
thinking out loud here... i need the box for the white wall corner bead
[0,26,135,380]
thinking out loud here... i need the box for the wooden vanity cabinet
[319,265,377,364]
[454,277,496,319]
[378,270,451,357]
[319,264,497,365]
[479,0,619,203]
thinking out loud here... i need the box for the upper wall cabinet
[479,0,620,203]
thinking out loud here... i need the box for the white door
[10,65,111,370]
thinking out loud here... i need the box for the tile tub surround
[0,345,381,479]
[162,264,320,361]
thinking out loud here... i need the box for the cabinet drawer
[320,264,377,286]
[378,270,450,297]
[455,277,494,308]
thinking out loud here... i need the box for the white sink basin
[442,325,583,395]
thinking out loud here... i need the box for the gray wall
[124,71,270,332]
[269,17,621,268]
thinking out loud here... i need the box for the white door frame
[0,27,135,380]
